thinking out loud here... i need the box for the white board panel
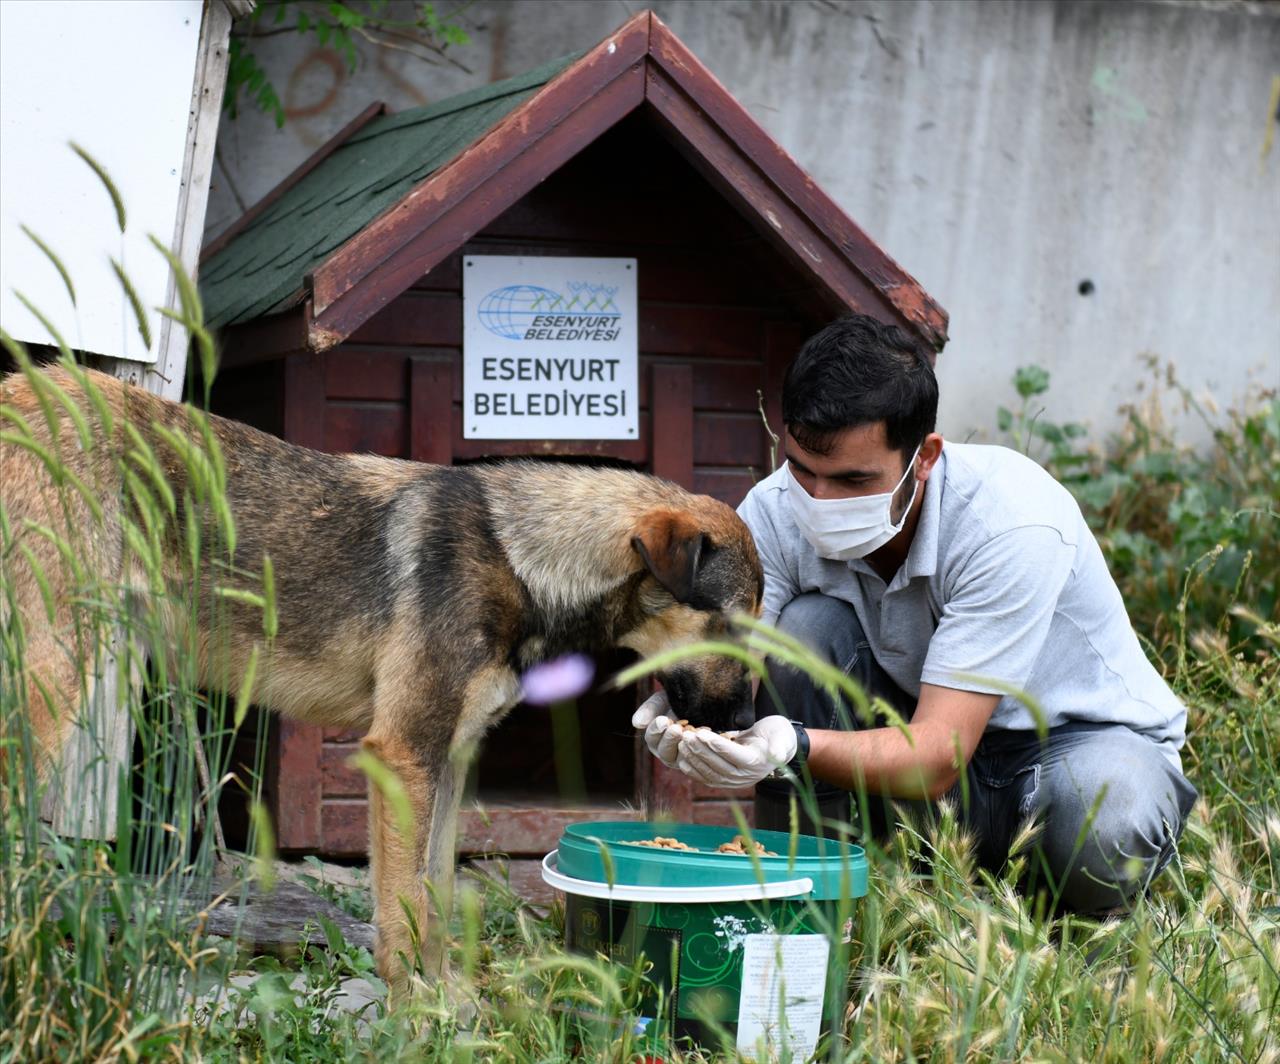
[0,1,203,362]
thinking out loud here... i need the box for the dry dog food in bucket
[542,821,868,1061]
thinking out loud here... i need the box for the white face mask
[785,445,921,561]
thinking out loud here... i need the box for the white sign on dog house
[463,255,639,440]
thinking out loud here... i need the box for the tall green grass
[0,152,276,1061]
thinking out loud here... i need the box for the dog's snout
[732,704,755,730]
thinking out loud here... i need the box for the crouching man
[635,315,1197,916]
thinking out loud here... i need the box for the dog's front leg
[363,662,517,1000]
[361,730,458,995]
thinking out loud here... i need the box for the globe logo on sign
[478,283,621,340]
[477,285,560,340]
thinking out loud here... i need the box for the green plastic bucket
[543,821,867,1060]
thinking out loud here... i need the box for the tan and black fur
[0,365,763,990]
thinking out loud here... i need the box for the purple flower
[521,654,596,705]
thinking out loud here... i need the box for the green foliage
[997,361,1279,668]
[996,363,1090,471]
[224,1,473,129]
[297,855,375,922]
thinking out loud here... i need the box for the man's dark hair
[782,314,937,461]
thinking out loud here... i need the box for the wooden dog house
[199,10,947,883]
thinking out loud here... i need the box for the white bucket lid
[541,851,815,903]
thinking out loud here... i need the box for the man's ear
[631,509,705,604]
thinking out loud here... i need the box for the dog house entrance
[468,647,638,803]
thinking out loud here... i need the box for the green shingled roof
[200,51,582,329]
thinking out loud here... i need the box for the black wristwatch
[769,720,810,779]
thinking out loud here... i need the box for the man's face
[784,422,924,525]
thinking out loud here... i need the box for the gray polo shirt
[737,443,1187,766]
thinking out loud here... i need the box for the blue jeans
[754,593,1199,914]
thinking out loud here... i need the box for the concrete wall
[207,0,1280,446]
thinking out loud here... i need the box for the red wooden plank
[283,352,327,449]
[645,68,906,338]
[692,468,759,507]
[461,802,646,854]
[323,726,365,741]
[323,401,406,457]
[201,101,391,264]
[466,857,557,908]
[308,16,652,344]
[321,742,365,797]
[474,128,757,248]
[639,304,766,360]
[319,798,648,858]
[319,799,369,857]
[324,349,408,400]
[650,363,693,488]
[693,412,766,468]
[688,798,756,830]
[316,796,755,857]
[216,306,311,369]
[345,291,462,347]
[648,761,694,821]
[763,319,799,454]
[646,15,947,350]
[409,358,454,465]
[411,252,463,292]
[274,721,324,850]
[275,352,329,850]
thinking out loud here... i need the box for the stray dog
[0,365,763,990]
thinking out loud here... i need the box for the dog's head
[625,499,763,732]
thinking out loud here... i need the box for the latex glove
[675,716,799,788]
[632,690,684,768]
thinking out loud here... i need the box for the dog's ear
[631,509,706,604]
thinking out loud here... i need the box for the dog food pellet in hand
[674,719,730,736]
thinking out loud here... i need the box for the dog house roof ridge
[199,10,948,353]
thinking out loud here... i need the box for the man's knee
[1032,733,1197,913]
[759,594,864,727]
[774,593,864,661]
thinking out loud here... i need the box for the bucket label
[567,898,683,1029]
[735,933,830,1060]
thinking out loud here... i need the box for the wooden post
[646,361,696,820]
[650,362,694,488]
[42,0,238,839]
[267,351,327,851]
[408,357,455,464]
[761,320,799,473]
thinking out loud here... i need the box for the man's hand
[674,717,798,788]
[631,691,684,768]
